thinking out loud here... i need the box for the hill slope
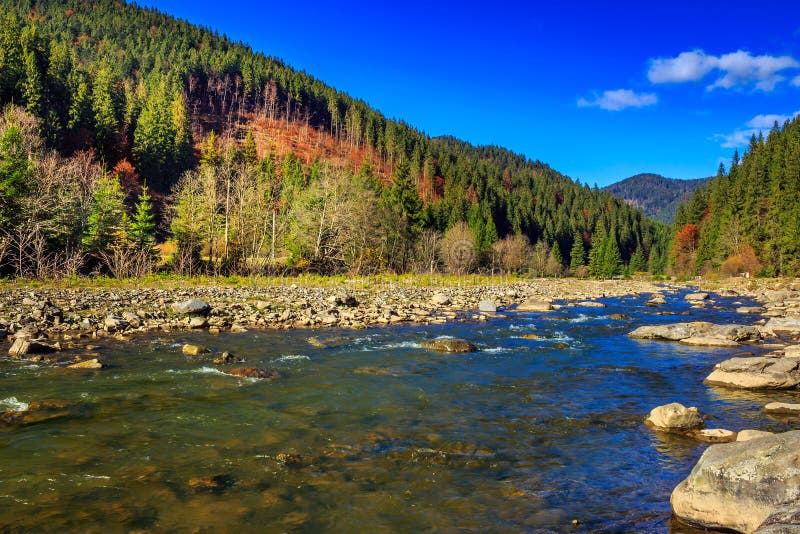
[0,0,667,276]
[604,173,709,223]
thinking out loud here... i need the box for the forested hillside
[0,0,667,277]
[671,116,800,277]
[604,173,709,224]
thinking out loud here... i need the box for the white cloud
[648,49,800,92]
[715,110,800,148]
[577,89,657,111]
[648,50,718,83]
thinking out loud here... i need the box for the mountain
[0,0,668,277]
[604,173,709,224]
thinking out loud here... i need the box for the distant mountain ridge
[604,173,709,223]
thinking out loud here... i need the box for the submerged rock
[227,367,280,380]
[671,430,800,533]
[763,402,800,415]
[67,358,105,369]
[420,338,477,353]
[188,473,235,493]
[212,352,242,365]
[705,356,800,389]
[645,402,704,432]
[1,398,74,428]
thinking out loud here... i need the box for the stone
[1,399,73,428]
[188,474,235,493]
[227,367,280,380]
[67,358,104,369]
[761,317,800,336]
[628,323,699,341]
[671,430,800,534]
[737,306,766,314]
[646,295,667,306]
[181,344,208,356]
[705,356,800,389]
[691,428,738,443]
[685,292,710,301]
[8,338,56,357]
[764,402,800,415]
[737,429,775,442]
[516,299,553,312]
[188,316,208,329]
[171,298,211,316]
[104,315,128,332]
[577,301,606,308]
[755,507,800,533]
[783,345,800,358]
[122,311,141,327]
[213,352,241,365]
[645,402,704,432]
[680,336,741,347]
[478,300,497,313]
[431,293,451,306]
[609,314,629,320]
[420,338,477,353]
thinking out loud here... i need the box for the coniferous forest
[0,0,695,280]
[672,117,800,278]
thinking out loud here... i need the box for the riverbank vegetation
[0,1,666,280]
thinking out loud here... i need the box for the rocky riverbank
[0,278,661,364]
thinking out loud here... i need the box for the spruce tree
[83,175,126,252]
[569,232,585,271]
[129,185,156,250]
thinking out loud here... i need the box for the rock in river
[478,300,497,313]
[705,356,800,389]
[763,402,800,415]
[645,402,704,432]
[8,338,57,357]
[227,367,280,380]
[182,344,208,356]
[516,299,553,312]
[420,338,477,353]
[171,298,211,316]
[671,430,800,533]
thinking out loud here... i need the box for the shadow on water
[0,287,797,531]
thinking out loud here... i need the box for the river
[1,288,798,532]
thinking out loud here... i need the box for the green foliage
[672,115,800,276]
[0,123,31,229]
[83,175,126,251]
[129,185,156,249]
[569,232,585,270]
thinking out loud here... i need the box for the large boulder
[645,402,704,432]
[478,300,497,313]
[763,402,800,415]
[628,322,707,341]
[685,292,710,301]
[8,338,57,357]
[421,338,477,353]
[671,430,800,533]
[761,317,800,336]
[755,507,800,533]
[516,299,553,312]
[705,356,800,389]
[171,298,211,316]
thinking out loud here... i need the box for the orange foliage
[672,224,699,275]
[112,159,141,200]
[720,246,761,277]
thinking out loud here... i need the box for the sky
[145,0,800,186]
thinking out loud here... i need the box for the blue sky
[147,0,800,186]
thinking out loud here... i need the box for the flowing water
[1,288,798,533]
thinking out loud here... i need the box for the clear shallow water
[1,289,798,533]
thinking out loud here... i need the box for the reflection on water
[0,289,796,532]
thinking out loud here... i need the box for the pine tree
[0,124,31,229]
[242,130,258,165]
[629,245,647,273]
[128,185,156,250]
[83,175,126,252]
[569,232,585,271]
[588,227,606,277]
[602,232,622,277]
[91,66,122,162]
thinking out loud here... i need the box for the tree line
[672,115,800,278]
[0,1,667,278]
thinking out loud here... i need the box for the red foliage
[113,159,141,200]
[673,224,699,253]
[465,184,478,205]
